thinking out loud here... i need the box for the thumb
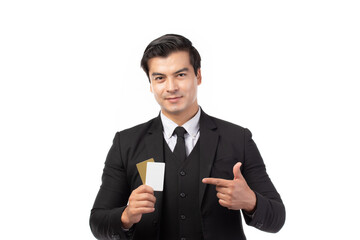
[233,162,244,180]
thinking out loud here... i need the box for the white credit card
[145,162,165,191]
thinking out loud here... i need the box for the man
[90,34,285,240]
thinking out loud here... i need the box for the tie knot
[174,126,186,138]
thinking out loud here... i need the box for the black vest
[160,140,203,240]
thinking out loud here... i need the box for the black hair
[140,34,201,82]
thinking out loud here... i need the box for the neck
[162,104,199,126]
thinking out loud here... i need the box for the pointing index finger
[202,177,230,187]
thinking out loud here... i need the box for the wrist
[244,190,257,213]
[121,208,133,229]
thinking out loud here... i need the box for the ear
[196,68,202,86]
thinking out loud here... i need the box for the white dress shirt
[160,108,201,157]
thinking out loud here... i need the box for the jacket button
[110,234,120,239]
[180,171,186,176]
[180,214,186,220]
[255,222,263,228]
[180,192,186,198]
[181,238,187,240]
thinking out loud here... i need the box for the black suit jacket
[90,110,285,240]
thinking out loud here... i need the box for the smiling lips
[165,96,183,103]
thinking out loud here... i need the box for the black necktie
[173,126,187,162]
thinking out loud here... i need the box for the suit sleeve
[89,132,134,240]
[241,128,286,233]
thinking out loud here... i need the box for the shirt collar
[160,107,201,140]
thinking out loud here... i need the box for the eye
[155,76,164,81]
[178,73,186,77]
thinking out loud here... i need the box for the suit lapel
[199,111,219,207]
[142,114,164,236]
[145,114,164,164]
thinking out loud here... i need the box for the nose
[166,78,178,93]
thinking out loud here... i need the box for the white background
[1,0,359,239]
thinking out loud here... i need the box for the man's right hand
[121,185,156,229]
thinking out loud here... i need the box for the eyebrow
[174,68,189,74]
[151,72,165,77]
[151,67,189,77]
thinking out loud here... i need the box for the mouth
[165,96,183,103]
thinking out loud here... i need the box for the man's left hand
[202,162,256,212]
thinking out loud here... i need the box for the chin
[163,106,185,115]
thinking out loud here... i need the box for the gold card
[136,158,155,184]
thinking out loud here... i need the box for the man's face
[148,51,201,118]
